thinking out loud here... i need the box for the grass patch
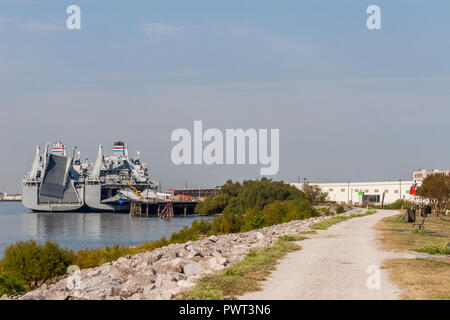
[178,237,303,300]
[350,208,377,217]
[377,212,450,300]
[416,245,450,255]
[300,230,317,234]
[278,234,308,242]
[375,214,450,252]
[311,216,350,230]
[311,209,377,230]
[385,258,450,300]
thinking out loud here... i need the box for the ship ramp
[39,154,80,203]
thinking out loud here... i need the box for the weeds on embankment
[178,235,305,300]
[311,209,377,230]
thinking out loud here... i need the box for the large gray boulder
[183,261,204,277]
[154,274,177,290]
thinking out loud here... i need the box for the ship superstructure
[22,142,86,212]
[84,141,158,212]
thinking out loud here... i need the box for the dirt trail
[240,210,410,300]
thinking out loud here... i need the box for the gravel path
[240,209,407,300]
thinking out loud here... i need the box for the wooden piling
[158,202,174,219]
[130,202,142,216]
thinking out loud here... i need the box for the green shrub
[170,219,213,244]
[241,208,265,231]
[74,244,131,269]
[195,178,305,215]
[134,237,169,252]
[176,197,319,240]
[0,240,74,289]
[318,207,333,216]
[336,205,345,214]
[301,184,328,204]
[417,245,450,255]
[74,248,106,269]
[385,199,414,210]
[261,198,318,227]
[0,273,26,296]
[220,198,246,233]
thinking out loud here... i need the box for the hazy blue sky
[1,0,449,192]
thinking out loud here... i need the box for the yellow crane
[126,182,142,198]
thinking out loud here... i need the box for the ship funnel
[52,141,66,156]
[113,141,125,156]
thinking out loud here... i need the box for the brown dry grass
[375,214,450,252]
[385,258,450,300]
[377,212,450,300]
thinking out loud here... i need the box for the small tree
[301,183,328,204]
[416,175,450,217]
[0,240,74,289]
[0,273,26,296]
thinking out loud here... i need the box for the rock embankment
[7,209,361,300]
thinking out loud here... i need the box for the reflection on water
[0,202,212,257]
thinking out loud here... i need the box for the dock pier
[128,199,198,218]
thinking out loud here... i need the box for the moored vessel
[22,142,86,212]
[84,141,158,212]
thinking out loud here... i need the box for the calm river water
[0,202,213,257]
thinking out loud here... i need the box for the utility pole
[347,181,350,204]
[399,179,402,200]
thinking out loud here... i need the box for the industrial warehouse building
[291,169,450,205]
[291,181,416,205]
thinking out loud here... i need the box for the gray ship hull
[84,184,134,212]
[22,184,85,212]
